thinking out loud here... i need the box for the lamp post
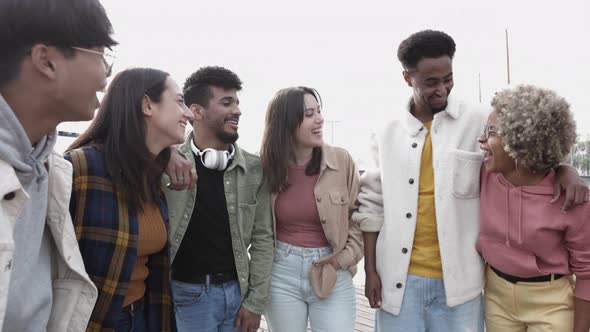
[325,120,342,144]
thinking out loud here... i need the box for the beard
[429,102,448,114]
[216,130,239,144]
[426,88,452,114]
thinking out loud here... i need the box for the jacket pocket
[451,150,483,199]
[48,279,92,331]
[329,191,350,205]
[324,191,351,237]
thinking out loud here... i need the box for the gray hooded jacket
[0,93,56,330]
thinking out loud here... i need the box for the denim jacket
[0,153,98,331]
[164,133,273,314]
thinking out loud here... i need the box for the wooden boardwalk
[258,284,375,332]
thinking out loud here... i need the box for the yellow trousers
[484,265,575,331]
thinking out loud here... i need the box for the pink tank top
[275,165,329,248]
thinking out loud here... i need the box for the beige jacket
[271,144,363,298]
[0,153,98,331]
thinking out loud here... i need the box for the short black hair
[397,30,456,69]
[183,66,243,108]
[0,0,118,86]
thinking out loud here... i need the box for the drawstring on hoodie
[517,188,523,245]
[504,182,510,247]
[29,155,47,185]
[502,175,524,247]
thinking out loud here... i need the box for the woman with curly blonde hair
[476,84,590,332]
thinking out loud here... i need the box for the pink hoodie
[477,168,590,301]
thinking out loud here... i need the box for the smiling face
[293,93,324,150]
[198,85,241,145]
[404,55,454,114]
[146,77,194,147]
[52,45,110,122]
[479,111,515,174]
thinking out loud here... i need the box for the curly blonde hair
[492,84,576,172]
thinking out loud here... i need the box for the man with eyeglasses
[0,0,117,330]
[353,30,588,331]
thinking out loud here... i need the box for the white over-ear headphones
[191,140,235,170]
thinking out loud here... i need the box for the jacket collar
[320,144,339,171]
[178,131,247,172]
[271,144,340,204]
[403,96,461,136]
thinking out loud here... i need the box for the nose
[104,60,113,78]
[183,105,194,121]
[477,132,486,143]
[434,82,447,97]
[316,112,324,124]
[233,105,242,117]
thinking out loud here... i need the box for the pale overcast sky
[57,0,590,168]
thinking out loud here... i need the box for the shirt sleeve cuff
[241,298,265,315]
[357,216,383,232]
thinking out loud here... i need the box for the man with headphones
[163,66,273,332]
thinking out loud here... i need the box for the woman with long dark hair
[260,86,362,331]
[65,67,193,331]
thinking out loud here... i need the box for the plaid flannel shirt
[65,145,173,332]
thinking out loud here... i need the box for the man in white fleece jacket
[352,30,588,332]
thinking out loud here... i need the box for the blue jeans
[264,241,356,332]
[171,279,241,332]
[376,274,484,332]
[110,300,147,332]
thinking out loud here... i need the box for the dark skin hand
[574,297,590,332]
[552,164,589,211]
[234,306,261,332]
[363,231,382,308]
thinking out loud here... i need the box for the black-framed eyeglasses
[71,47,116,77]
[482,124,500,141]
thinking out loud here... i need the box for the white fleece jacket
[353,96,489,315]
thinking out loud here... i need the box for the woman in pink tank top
[260,86,363,332]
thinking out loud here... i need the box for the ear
[190,104,204,120]
[142,95,153,117]
[402,70,413,87]
[29,44,58,80]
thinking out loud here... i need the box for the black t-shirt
[171,154,236,281]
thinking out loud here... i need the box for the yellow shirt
[408,121,443,278]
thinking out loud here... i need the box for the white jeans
[264,241,356,332]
